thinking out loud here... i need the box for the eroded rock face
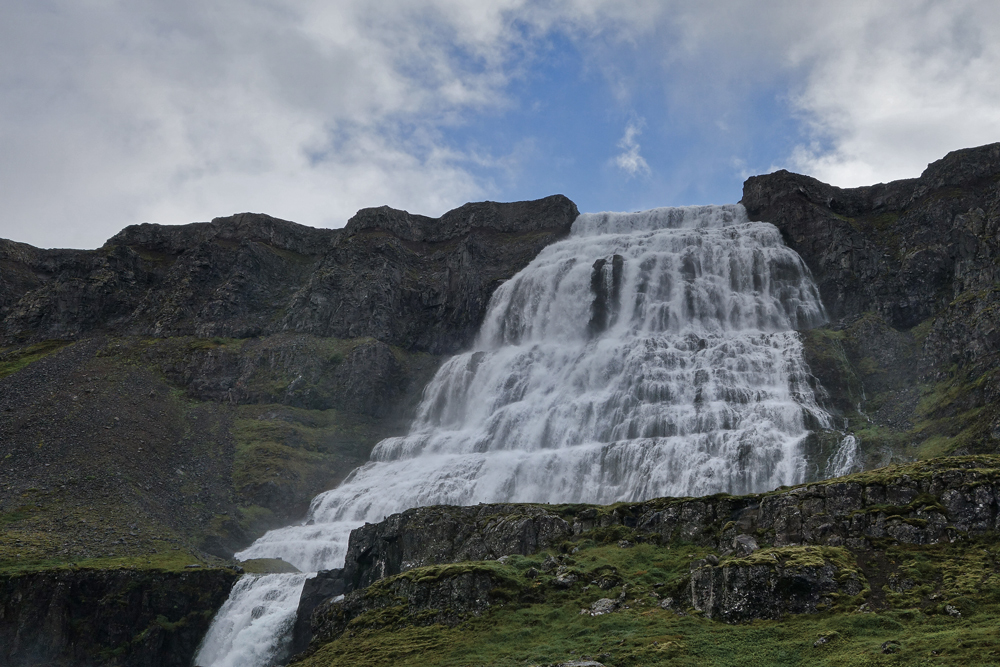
[310,567,504,649]
[334,459,1000,597]
[307,458,1000,633]
[742,142,1000,332]
[0,568,237,667]
[743,143,1000,460]
[689,559,861,623]
[0,196,579,354]
[342,504,572,591]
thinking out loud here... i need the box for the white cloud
[0,0,678,248]
[3,1,999,248]
[614,119,650,177]
[783,1,1000,185]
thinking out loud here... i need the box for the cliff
[0,195,578,666]
[0,195,578,568]
[742,143,1000,469]
[0,566,237,667]
[6,143,1000,666]
[292,457,1000,665]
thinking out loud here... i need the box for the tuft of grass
[0,340,73,379]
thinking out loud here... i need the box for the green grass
[0,339,73,379]
[295,536,1000,667]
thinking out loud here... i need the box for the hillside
[0,196,579,570]
[4,144,1000,667]
[743,143,1000,469]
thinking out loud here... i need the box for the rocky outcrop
[742,142,1000,331]
[0,196,579,354]
[689,550,864,622]
[341,503,573,591]
[309,565,510,650]
[330,458,1000,588]
[744,143,1000,461]
[296,457,1000,637]
[0,567,237,667]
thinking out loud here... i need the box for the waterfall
[197,203,833,666]
[195,573,310,667]
[827,434,862,477]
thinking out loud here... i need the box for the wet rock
[881,640,901,654]
[733,534,759,556]
[584,598,618,616]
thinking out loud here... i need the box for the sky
[2,1,1000,249]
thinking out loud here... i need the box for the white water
[200,204,836,666]
[827,434,862,477]
[195,573,310,667]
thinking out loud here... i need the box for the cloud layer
[1,1,998,248]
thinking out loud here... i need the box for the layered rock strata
[296,457,1000,651]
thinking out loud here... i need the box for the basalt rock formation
[7,144,1000,666]
[0,196,578,667]
[0,195,578,565]
[0,567,237,667]
[0,196,578,354]
[743,143,1000,467]
[291,456,1000,657]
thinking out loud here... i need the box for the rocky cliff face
[293,456,1000,658]
[0,567,237,667]
[0,195,580,667]
[0,195,578,568]
[743,143,1000,466]
[0,196,578,354]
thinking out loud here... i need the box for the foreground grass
[295,537,1000,667]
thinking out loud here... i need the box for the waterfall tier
[234,204,831,573]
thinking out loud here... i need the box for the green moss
[295,535,1000,667]
[0,340,73,379]
[723,545,856,571]
[239,558,300,573]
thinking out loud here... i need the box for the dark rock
[310,566,507,648]
[291,569,346,656]
[743,143,1000,459]
[689,558,861,622]
[881,640,902,654]
[340,503,571,591]
[742,143,1000,330]
[1,196,579,354]
[733,534,759,556]
[319,457,1000,629]
[0,568,237,667]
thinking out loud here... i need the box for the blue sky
[2,1,999,248]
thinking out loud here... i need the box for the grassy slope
[295,539,1000,667]
[0,335,439,572]
[801,310,1000,473]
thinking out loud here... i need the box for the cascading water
[195,573,310,667]
[197,204,837,666]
